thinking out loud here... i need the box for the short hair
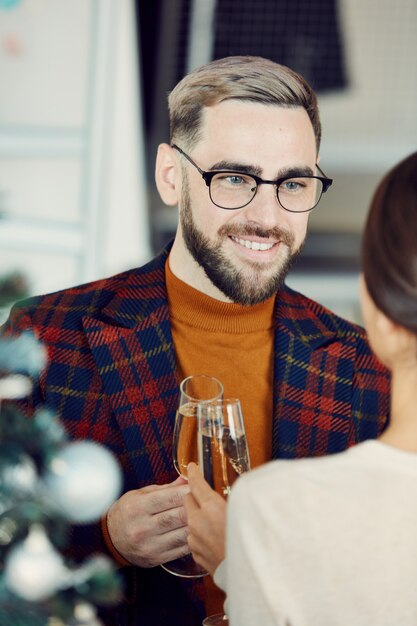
[168,55,321,151]
[362,151,417,333]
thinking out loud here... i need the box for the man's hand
[184,462,227,577]
[106,476,191,568]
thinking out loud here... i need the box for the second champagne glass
[161,374,223,578]
[198,398,250,497]
[198,398,251,626]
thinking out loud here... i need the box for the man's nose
[242,183,283,227]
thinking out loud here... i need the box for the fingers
[137,524,190,567]
[140,474,188,495]
[145,480,190,515]
[187,462,213,506]
[184,491,199,516]
[161,541,191,565]
[153,502,188,535]
[167,475,189,487]
[182,466,228,576]
[106,479,192,568]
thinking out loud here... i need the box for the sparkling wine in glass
[198,398,251,625]
[160,374,223,578]
[198,398,250,497]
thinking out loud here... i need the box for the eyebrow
[210,160,263,176]
[209,160,315,179]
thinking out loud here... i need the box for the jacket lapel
[82,248,180,485]
[272,285,356,459]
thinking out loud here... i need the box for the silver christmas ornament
[45,441,122,523]
[4,525,68,601]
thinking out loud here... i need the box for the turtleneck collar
[165,257,275,334]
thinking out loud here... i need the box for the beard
[179,180,304,305]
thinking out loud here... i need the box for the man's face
[175,101,318,304]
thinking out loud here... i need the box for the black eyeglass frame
[172,144,333,213]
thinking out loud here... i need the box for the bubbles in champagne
[199,426,250,497]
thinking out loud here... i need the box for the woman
[185,151,417,626]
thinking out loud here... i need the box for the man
[2,56,389,626]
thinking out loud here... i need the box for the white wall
[312,0,417,233]
[0,0,151,300]
[287,0,417,323]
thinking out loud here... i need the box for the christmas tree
[0,273,123,626]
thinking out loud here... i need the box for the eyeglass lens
[209,172,324,211]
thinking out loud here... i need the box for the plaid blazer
[2,244,390,626]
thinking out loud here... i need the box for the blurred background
[0,0,416,323]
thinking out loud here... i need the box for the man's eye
[225,175,246,185]
[281,179,306,192]
[225,174,255,186]
[213,173,254,188]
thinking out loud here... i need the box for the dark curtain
[213,0,348,92]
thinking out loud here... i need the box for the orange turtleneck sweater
[166,258,274,616]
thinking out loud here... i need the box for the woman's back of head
[362,152,417,334]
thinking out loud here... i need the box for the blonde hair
[168,55,321,150]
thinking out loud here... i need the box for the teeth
[232,237,274,251]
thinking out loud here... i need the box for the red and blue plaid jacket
[2,244,390,626]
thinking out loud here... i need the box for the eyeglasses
[172,144,333,213]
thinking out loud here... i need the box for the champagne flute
[161,374,224,578]
[198,398,251,626]
[198,398,250,497]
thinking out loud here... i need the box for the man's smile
[229,236,277,251]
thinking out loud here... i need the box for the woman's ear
[375,309,396,335]
[155,143,181,206]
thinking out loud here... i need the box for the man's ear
[155,143,181,206]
